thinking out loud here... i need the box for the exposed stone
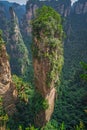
[33,42,57,127]
[0,45,17,116]
[32,6,64,127]
[35,87,56,126]
[24,0,71,37]
[83,2,87,13]
[8,7,29,76]
[74,1,87,14]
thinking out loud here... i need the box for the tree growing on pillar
[32,6,64,127]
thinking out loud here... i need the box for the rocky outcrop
[7,7,29,76]
[0,1,26,45]
[26,0,71,17]
[33,38,58,126]
[0,45,17,116]
[32,6,64,127]
[73,0,87,14]
[24,0,71,36]
[56,0,71,17]
[0,1,25,20]
[22,2,38,37]
[35,87,56,127]
[0,3,9,42]
[33,37,63,126]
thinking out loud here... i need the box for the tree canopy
[32,6,64,86]
[32,6,64,40]
[0,29,4,45]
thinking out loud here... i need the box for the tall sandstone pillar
[32,6,64,127]
[0,44,17,116]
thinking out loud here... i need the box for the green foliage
[32,6,64,39]
[80,62,87,70]
[60,122,66,130]
[0,29,3,37]
[8,12,30,77]
[42,120,66,130]
[7,75,34,129]
[52,73,87,129]
[80,62,87,81]
[0,96,8,130]
[45,38,64,87]
[75,121,85,130]
[43,120,86,130]
[1,1,87,130]
[31,92,49,115]
[32,44,39,59]
[0,29,5,47]
[12,75,32,102]
[18,125,23,130]
[32,6,64,88]
[51,4,87,127]
[25,126,38,130]
[11,75,48,128]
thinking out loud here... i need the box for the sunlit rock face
[0,45,17,116]
[32,6,64,127]
[33,39,57,127]
[24,0,71,36]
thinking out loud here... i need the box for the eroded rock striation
[24,0,71,37]
[32,6,64,127]
[73,0,87,14]
[8,7,29,76]
[0,44,17,116]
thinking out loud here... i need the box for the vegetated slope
[52,0,87,129]
[7,7,29,77]
[0,1,34,82]
[0,1,31,79]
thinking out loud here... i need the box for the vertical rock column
[32,6,64,127]
[8,7,29,76]
[33,44,57,126]
[0,44,17,116]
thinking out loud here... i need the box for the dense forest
[0,0,87,130]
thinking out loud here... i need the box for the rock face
[73,0,87,14]
[0,3,9,41]
[56,0,71,17]
[33,39,57,126]
[8,7,29,76]
[0,1,25,41]
[33,54,57,97]
[24,0,71,36]
[33,43,56,126]
[32,6,64,127]
[35,88,56,126]
[0,45,17,116]
[0,1,25,20]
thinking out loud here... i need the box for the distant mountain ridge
[0,1,25,20]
